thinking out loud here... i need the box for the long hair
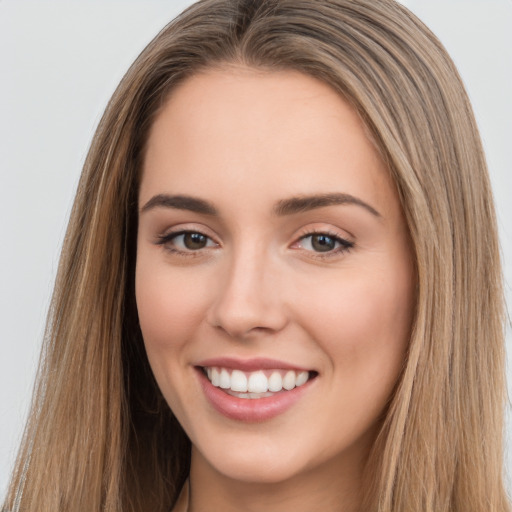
[4,1,508,511]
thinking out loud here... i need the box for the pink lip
[196,367,316,423]
[196,357,311,372]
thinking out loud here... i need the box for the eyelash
[155,230,218,257]
[294,229,354,259]
[155,229,354,259]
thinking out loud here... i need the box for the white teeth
[211,367,220,386]
[204,366,312,396]
[230,370,248,392]
[248,371,268,393]
[228,390,275,399]
[219,369,230,389]
[283,370,296,391]
[296,371,309,387]
[268,371,283,392]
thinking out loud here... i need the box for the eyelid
[158,231,217,246]
[290,226,355,257]
[155,223,219,241]
[154,224,221,254]
[152,223,354,258]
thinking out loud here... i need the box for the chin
[193,439,311,485]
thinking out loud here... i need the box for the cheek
[135,254,212,364]
[294,262,413,391]
[135,255,215,421]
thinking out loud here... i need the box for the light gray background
[1,0,511,499]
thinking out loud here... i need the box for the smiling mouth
[200,367,317,399]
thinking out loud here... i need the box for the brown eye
[296,232,354,255]
[183,232,208,250]
[310,234,336,252]
[156,231,217,253]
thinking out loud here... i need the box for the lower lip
[196,368,315,422]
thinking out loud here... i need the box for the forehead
[140,66,399,220]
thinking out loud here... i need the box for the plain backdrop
[1,0,511,499]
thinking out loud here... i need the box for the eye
[296,232,354,254]
[156,230,218,253]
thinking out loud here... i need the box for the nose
[206,247,288,339]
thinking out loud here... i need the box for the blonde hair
[4,1,508,511]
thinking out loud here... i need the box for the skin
[136,66,415,512]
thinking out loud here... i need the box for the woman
[3,0,509,511]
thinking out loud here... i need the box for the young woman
[3,1,509,511]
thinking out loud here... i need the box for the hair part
[4,1,508,511]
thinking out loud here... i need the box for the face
[136,66,414,486]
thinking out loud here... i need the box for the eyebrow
[140,194,218,215]
[273,193,381,217]
[140,192,381,218]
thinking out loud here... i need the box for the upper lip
[195,357,313,373]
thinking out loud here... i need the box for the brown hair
[4,1,508,511]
